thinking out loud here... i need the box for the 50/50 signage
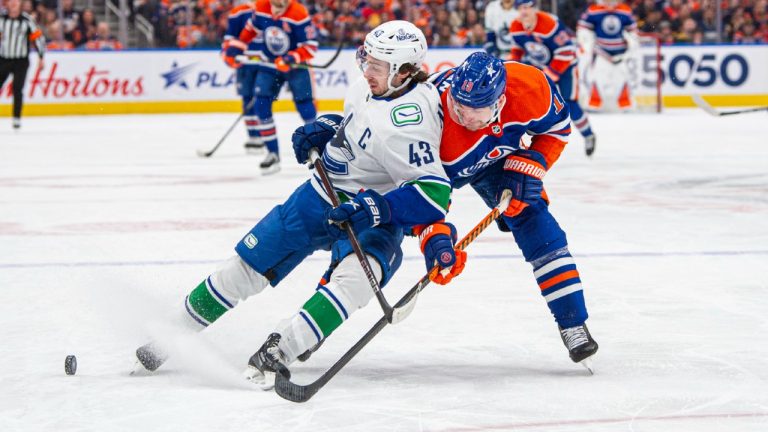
[636,45,766,94]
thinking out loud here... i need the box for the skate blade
[580,357,595,375]
[260,164,281,176]
[243,366,276,391]
[245,147,266,155]
[130,359,154,376]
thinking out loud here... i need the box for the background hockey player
[222,1,264,154]
[429,52,599,370]
[135,21,453,388]
[483,0,519,59]
[0,0,45,130]
[508,0,597,157]
[577,0,639,112]
[223,0,319,174]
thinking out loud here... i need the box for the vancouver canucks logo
[329,113,355,161]
[391,103,423,127]
[244,234,258,249]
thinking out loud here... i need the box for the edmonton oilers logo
[265,26,290,55]
[524,41,551,65]
[601,15,622,35]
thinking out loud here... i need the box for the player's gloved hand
[275,54,297,72]
[222,40,246,69]
[417,222,466,285]
[497,149,548,217]
[292,114,343,164]
[326,190,392,237]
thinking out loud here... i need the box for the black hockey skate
[584,135,596,157]
[132,342,168,374]
[559,323,598,374]
[259,152,281,175]
[244,138,265,154]
[244,333,290,390]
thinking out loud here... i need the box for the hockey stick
[274,190,512,403]
[692,94,768,117]
[196,97,256,158]
[309,146,400,324]
[237,23,346,70]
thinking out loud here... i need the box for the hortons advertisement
[1,45,766,116]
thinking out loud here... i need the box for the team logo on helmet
[395,28,417,41]
[264,26,290,56]
[485,63,497,78]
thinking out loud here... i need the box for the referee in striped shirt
[1,0,45,129]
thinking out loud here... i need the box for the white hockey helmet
[359,20,428,96]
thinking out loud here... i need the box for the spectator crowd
[1,0,124,50]
[2,0,766,50]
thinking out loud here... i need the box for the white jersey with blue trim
[484,0,520,55]
[310,76,451,224]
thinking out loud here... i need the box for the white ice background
[1,110,767,431]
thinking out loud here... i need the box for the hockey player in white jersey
[134,21,454,388]
[483,0,519,58]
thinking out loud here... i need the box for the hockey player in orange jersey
[223,0,319,174]
[508,0,597,156]
[430,52,599,370]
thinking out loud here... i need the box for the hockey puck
[64,355,77,375]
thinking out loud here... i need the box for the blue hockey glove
[292,114,343,164]
[222,40,245,68]
[326,189,391,237]
[497,149,548,217]
[416,222,466,285]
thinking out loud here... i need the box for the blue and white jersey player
[134,21,452,389]
[223,1,264,153]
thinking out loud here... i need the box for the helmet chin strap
[486,96,506,126]
[381,71,414,98]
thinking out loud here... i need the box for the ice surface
[1,110,767,431]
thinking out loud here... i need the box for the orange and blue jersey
[430,61,571,189]
[432,60,587,328]
[508,11,577,83]
[238,0,318,71]
[577,3,637,57]
[224,3,259,55]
